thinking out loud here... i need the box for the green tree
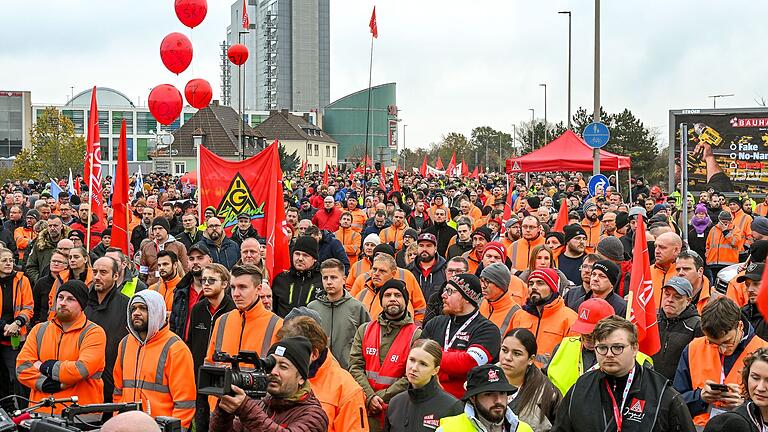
[515,120,562,154]
[11,107,85,180]
[470,126,513,172]
[278,143,301,172]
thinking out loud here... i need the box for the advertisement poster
[669,108,768,193]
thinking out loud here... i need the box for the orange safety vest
[150,273,182,311]
[346,257,372,291]
[705,225,743,266]
[479,293,522,336]
[464,249,483,275]
[4,272,33,341]
[348,208,367,233]
[580,219,603,252]
[726,272,749,308]
[651,263,677,306]
[511,296,577,366]
[688,335,768,426]
[732,211,753,241]
[508,236,545,271]
[380,224,407,252]
[48,270,92,321]
[336,227,361,266]
[362,321,417,391]
[756,203,768,217]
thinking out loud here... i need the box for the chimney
[281,108,289,114]
[211,100,220,106]
[302,113,310,122]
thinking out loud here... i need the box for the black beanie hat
[373,243,396,258]
[472,226,493,242]
[268,336,313,380]
[592,259,621,288]
[544,231,565,246]
[564,224,588,244]
[750,240,768,264]
[527,196,541,210]
[615,211,630,230]
[152,217,170,233]
[293,236,319,260]
[57,280,89,310]
[378,279,409,306]
[447,274,483,308]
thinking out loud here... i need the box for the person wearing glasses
[673,296,768,427]
[553,315,694,432]
[169,243,213,341]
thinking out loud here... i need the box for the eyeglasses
[50,259,68,266]
[595,344,628,356]
[706,329,740,349]
[443,286,459,296]
[201,277,221,285]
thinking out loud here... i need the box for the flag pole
[197,143,202,223]
[86,151,94,251]
[362,30,374,205]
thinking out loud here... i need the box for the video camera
[198,351,277,399]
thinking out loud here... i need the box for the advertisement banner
[388,119,398,150]
[670,108,768,193]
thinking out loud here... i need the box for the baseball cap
[737,263,765,283]
[571,298,615,335]
[663,276,693,297]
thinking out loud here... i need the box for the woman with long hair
[68,246,93,285]
[500,328,562,432]
[517,245,570,293]
[384,339,463,432]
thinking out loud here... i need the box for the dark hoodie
[407,255,448,307]
[653,303,702,381]
[316,230,350,274]
[271,262,323,318]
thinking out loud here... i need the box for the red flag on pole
[111,119,130,255]
[757,260,768,320]
[419,156,427,177]
[461,159,469,177]
[369,6,378,38]
[552,198,570,233]
[446,152,457,177]
[242,0,250,29]
[392,168,401,192]
[503,175,515,221]
[380,164,386,187]
[199,140,290,281]
[435,157,444,170]
[322,163,329,186]
[300,160,307,177]
[470,166,479,179]
[84,87,105,244]
[627,215,661,356]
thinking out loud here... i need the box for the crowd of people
[0,168,765,431]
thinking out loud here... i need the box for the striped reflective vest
[362,320,417,391]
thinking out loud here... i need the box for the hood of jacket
[126,289,167,344]
[37,225,72,250]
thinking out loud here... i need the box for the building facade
[0,91,32,160]
[253,110,337,171]
[226,0,330,113]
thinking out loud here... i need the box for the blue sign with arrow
[588,174,609,197]
[583,122,610,148]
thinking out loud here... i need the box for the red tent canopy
[506,129,631,173]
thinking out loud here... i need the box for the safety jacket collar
[52,311,89,334]
[523,292,562,318]
[376,308,414,331]
[240,297,271,321]
[463,401,521,432]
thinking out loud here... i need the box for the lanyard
[602,367,636,432]
[444,311,479,348]
[720,354,725,384]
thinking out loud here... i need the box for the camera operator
[210,336,329,432]
[113,290,196,430]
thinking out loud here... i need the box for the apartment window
[326,146,330,157]
[314,144,319,156]
[307,143,312,154]
[332,146,336,158]
[112,111,134,134]
[174,162,186,176]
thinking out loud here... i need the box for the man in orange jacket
[479,263,522,336]
[150,250,183,313]
[17,280,106,413]
[113,289,196,429]
[14,209,38,261]
[278,316,369,432]
[336,212,361,266]
[652,232,683,306]
[346,234,379,291]
[463,227,491,274]
[508,216,545,271]
[706,211,745,274]
[580,202,603,253]
[512,268,577,367]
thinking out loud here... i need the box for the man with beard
[177,213,203,252]
[512,268,577,367]
[361,210,390,240]
[312,196,343,232]
[422,274,501,399]
[85,257,130,403]
[438,364,533,432]
[447,219,474,259]
[229,213,260,246]
[26,215,70,283]
[149,250,182,313]
[424,208,457,258]
[112,290,196,429]
[350,279,421,431]
[407,199,432,231]
[408,233,448,310]
[508,216,545,271]
[130,206,155,254]
[139,217,189,286]
[500,218,521,251]
[738,263,768,339]
[188,263,236,431]
[170,244,212,340]
[346,197,367,233]
[196,217,240,269]
[464,227,492,274]
[161,201,183,236]
[299,197,318,221]
[580,202,602,253]
[557,225,587,286]
[272,236,323,317]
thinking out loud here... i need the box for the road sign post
[588,174,609,197]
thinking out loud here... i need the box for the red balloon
[148,84,183,125]
[227,44,249,66]
[160,32,193,74]
[175,0,207,29]
[184,79,212,109]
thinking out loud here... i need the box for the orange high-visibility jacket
[580,219,603,253]
[47,269,93,321]
[2,272,33,341]
[379,224,408,252]
[732,210,753,242]
[726,271,749,308]
[651,263,678,306]
[706,225,744,267]
[14,226,35,260]
[687,335,768,426]
[508,236,545,271]
[480,293,522,336]
[353,269,426,323]
[113,326,196,429]
[512,296,577,367]
[346,257,372,291]
[509,275,529,306]
[309,352,369,432]
[348,208,367,233]
[150,273,182,311]
[16,314,106,413]
[335,227,361,267]
[463,249,483,275]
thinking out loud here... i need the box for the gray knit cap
[480,263,511,292]
[597,236,625,262]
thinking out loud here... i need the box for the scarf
[691,215,712,235]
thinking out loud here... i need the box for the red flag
[299,160,307,177]
[84,87,105,245]
[552,198,570,233]
[380,164,386,187]
[461,159,469,177]
[322,163,329,186]
[369,6,378,38]
[111,119,130,255]
[503,175,515,220]
[757,259,768,320]
[199,140,290,281]
[435,157,444,170]
[628,215,661,356]
[446,152,457,177]
[470,166,479,179]
[392,168,401,192]
[419,156,427,177]
[242,0,250,29]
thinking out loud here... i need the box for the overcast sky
[2,1,766,151]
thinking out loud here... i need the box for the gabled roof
[172,101,264,158]
[254,110,337,144]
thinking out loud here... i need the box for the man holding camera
[210,335,329,432]
[112,289,196,430]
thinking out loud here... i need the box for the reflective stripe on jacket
[362,320,417,391]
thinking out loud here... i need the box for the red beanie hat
[528,268,560,293]
[483,241,506,260]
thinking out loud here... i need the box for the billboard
[669,108,768,193]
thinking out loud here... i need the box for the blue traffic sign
[588,174,609,197]
[583,122,610,148]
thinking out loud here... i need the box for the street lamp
[529,108,535,150]
[558,11,572,128]
[709,94,734,109]
[490,134,502,172]
[539,83,548,144]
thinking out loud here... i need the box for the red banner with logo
[199,140,290,281]
[628,215,661,355]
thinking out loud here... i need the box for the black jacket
[686,225,711,266]
[130,223,149,255]
[384,377,464,432]
[715,402,763,432]
[423,222,457,258]
[742,302,768,341]
[177,229,203,252]
[407,255,448,307]
[553,364,695,432]
[84,283,130,402]
[195,235,241,269]
[187,294,236,380]
[169,271,199,340]
[271,265,323,317]
[31,274,56,325]
[230,225,260,245]
[167,216,183,237]
[317,230,350,274]
[652,304,702,381]
[572,290,628,318]
[446,239,472,260]
[89,242,109,264]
